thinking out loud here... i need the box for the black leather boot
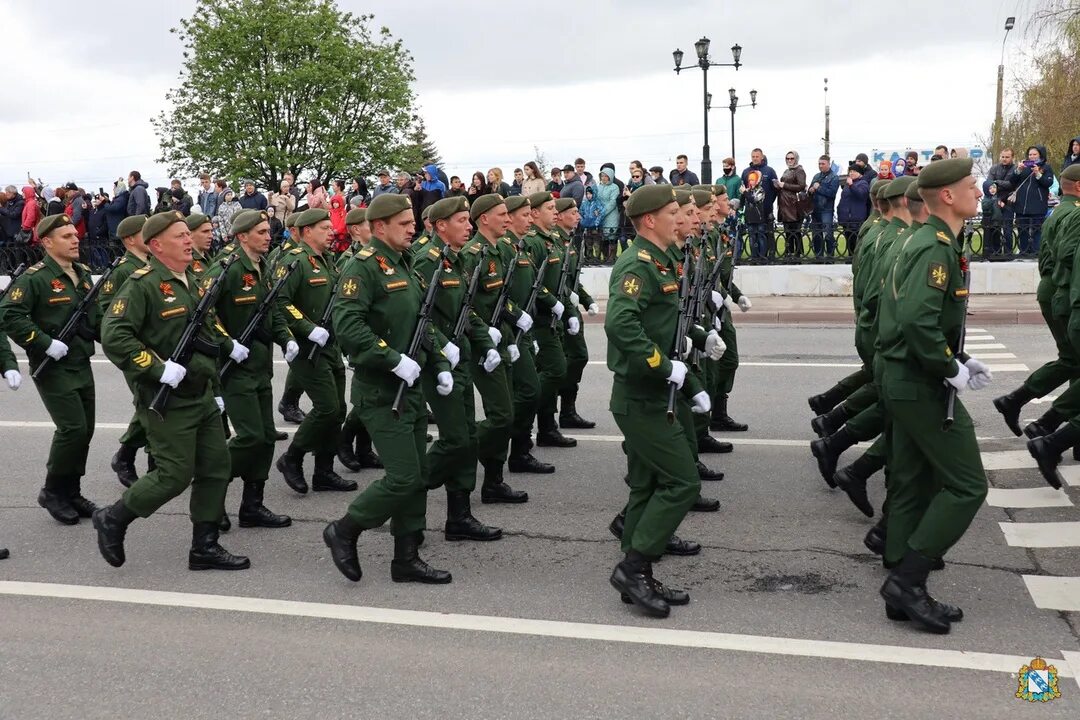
[390,532,452,584]
[665,535,701,556]
[834,450,885,517]
[507,436,555,474]
[238,480,291,528]
[68,477,97,518]
[621,565,690,606]
[537,415,577,448]
[111,443,139,487]
[480,462,528,504]
[445,491,503,541]
[811,403,849,438]
[0,548,7,560]
[691,494,720,512]
[610,551,670,618]
[559,392,596,429]
[1024,407,1064,439]
[810,425,855,488]
[218,512,231,533]
[710,395,748,431]
[354,426,383,468]
[864,523,886,556]
[993,385,1037,437]
[277,398,306,424]
[189,522,250,571]
[696,461,724,481]
[92,500,138,567]
[276,446,308,494]
[312,453,358,491]
[879,550,952,634]
[1027,422,1079,490]
[274,430,289,441]
[322,517,362,581]
[336,427,362,471]
[697,434,733,454]
[808,384,848,415]
[609,511,626,539]
[38,475,78,525]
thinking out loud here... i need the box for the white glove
[442,341,460,369]
[569,291,580,307]
[710,290,723,308]
[964,357,993,391]
[436,370,454,396]
[567,317,580,335]
[533,340,539,354]
[214,396,225,414]
[944,361,970,393]
[552,300,565,319]
[391,354,421,387]
[705,330,726,360]
[228,341,249,363]
[283,340,300,363]
[587,302,599,316]
[4,369,21,391]
[487,326,502,346]
[666,360,688,389]
[159,360,187,388]
[680,336,692,360]
[723,295,738,313]
[713,314,724,331]
[45,339,69,361]
[516,312,533,332]
[738,296,752,312]
[482,348,501,373]
[508,344,521,363]
[307,326,330,347]
[691,391,712,414]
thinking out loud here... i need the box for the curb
[583,310,1046,326]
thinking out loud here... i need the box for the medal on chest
[50,278,65,294]
[160,281,176,303]
[488,260,497,277]
[308,256,320,274]
[241,273,256,292]
[442,258,453,274]
[376,256,395,276]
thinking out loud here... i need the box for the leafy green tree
[155,0,416,190]
[394,118,442,173]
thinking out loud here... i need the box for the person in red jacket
[328,182,349,253]
[21,185,40,243]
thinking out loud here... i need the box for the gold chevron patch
[132,351,152,368]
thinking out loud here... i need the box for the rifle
[0,263,28,301]
[490,237,524,327]
[549,239,574,329]
[686,238,707,368]
[31,256,122,379]
[392,244,451,419]
[943,246,971,429]
[307,258,341,363]
[666,250,694,423]
[149,253,238,419]
[514,242,550,346]
[219,259,299,379]
[451,242,488,343]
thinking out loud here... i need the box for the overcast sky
[1,0,1040,191]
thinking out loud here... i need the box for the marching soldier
[323,193,453,584]
[206,209,295,528]
[270,212,308,426]
[876,158,990,633]
[92,210,248,570]
[552,198,600,429]
[273,209,355,495]
[605,185,712,618]
[413,196,506,539]
[186,212,215,280]
[103,214,154,486]
[1,295,21,560]
[0,213,99,525]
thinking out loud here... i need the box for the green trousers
[473,349,514,467]
[534,324,567,417]
[841,382,878,415]
[691,360,712,439]
[222,370,275,482]
[880,366,987,565]
[559,320,589,402]
[1025,303,1080,397]
[123,388,230,523]
[280,365,304,405]
[33,363,95,478]
[289,354,345,455]
[424,362,477,493]
[612,392,700,558]
[828,368,874,401]
[844,391,883,441]
[714,314,739,396]
[346,384,428,537]
[510,338,541,440]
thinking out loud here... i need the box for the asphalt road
[1,322,1078,719]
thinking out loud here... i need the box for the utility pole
[823,78,830,157]
[993,17,1015,158]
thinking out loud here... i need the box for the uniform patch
[233,295,257,304]
[547,256,560,264]
[241,273,256,291]
[660,282,679,294]
[516,259,531,267]
[132,267,152,279]
[101,280,115,295]
[483,279,504,290]
[384,280,408,292]
[620,273,642,298]
[215,319,228,336]
[50,278,65,293]
[47,296,72,304]
[110,299,127,317]
[377,339,388,348]
[160,307,188,319]
[935,231,951,245]
[646,346,662,369]
[636,250,651,262]
[428,247,440,259]
[439,279,461,288]
[341,277,360,298]
[928,262,948,290]
[8,288,23,303]
[954,288,969,298]
[358,248,375,260]
[132,350,152,368]
[285,304,304,320]
[274,265,286,279]
[308,277,328,286]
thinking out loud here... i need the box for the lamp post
[673,37,742,183]
[993,16,1015,159]
[710,87,757,162]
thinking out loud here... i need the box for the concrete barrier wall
[580,261,1039,300]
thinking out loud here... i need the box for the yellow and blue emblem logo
[1015,657,1060,703]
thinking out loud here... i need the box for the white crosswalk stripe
[999,522,1080,548]
[985,487,1073,508]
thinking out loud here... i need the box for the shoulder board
[427,247,440,259]
[76,262,90,272]
[222,243,236,255]
[290,247,304,254]
[26,262,44,274]
[466,244,481,255]
[636,250,652,262]
[418,236,429,245]
[935,232,951,244]
[131,267,153,279]
[357,247,375,260]
[500,237,513,246]
[527,230,537,236]
[118,257,127,265]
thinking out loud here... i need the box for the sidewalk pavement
[581,295,1043,325]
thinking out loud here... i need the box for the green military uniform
[263,224,307,423]
[273,209,353,493]
[710,218,746,427]
[530,217,572,442]
[0,214,99,522]
[551,212,596,427]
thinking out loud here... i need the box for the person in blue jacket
[1011,145,1055,254]
[808,155,840,258]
